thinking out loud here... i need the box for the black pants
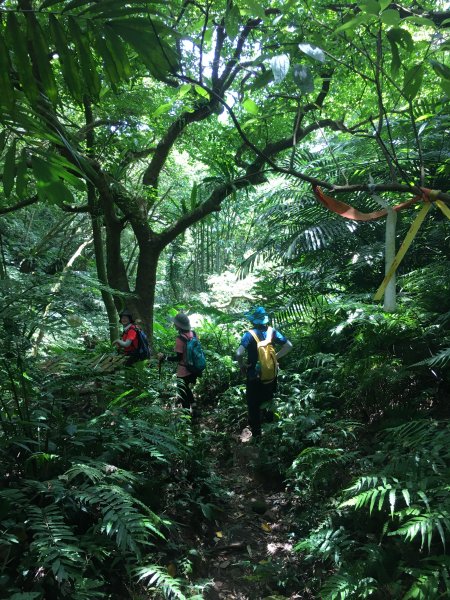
[246,377,277,437]
[177,374,197,409]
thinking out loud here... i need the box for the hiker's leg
[246,378,262,437]
[261,379,276,424]
[177,377,194,409]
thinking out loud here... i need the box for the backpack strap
[248,327,273,347]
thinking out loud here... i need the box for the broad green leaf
[177,84,192,98]
[152,102,172,117]
[109,21,179,80]
[225,4,240,41]
[401,489,411,507]
[94,31,121,88]
[387,38,401,75]
[270,54,290,84]
[62,0,93,12]
[194,84,209,99]
[387,28,414,52]
[358,0,380,16]
[402,16,435,28]
[0,33,15,110]
[248,69,273,90]
[31,154,57,203]
[46,180,75,205]
[334,13,371,34]
[242,98,258,114]
[403,64,424,101]
[293,64,314,93]
[104,27,131,82]
[440,79,450,96]
[298,43,325,63]
[3,140,16,198]
[429,59,450,81]
[49,15,83,103]
[379,0,391,9]
[26,15,58,106]
[39,0,65,8]
[15,149,28,198]
[68,17,101,101]
[380,9,400,26]
[240,0,265,19]
[6,13,39,104]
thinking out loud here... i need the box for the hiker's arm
[158,352,182,362]
[236,345,248,375]
[113,338,132,348]
[276,340,293,360]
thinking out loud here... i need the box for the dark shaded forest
[0,0,449,598]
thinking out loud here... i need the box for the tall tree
[0,0,448,336]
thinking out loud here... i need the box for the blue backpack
[180,331,206,376]
[131,325,151,360]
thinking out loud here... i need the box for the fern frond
[135,564,187,600]
[389,510,450,552]
[27,505,84,582]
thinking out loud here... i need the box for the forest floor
[181,410,313,600]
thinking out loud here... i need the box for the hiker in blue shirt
[236,307,293,438]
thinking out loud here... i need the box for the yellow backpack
[248,327,278,384]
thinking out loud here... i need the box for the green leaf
[194,85,209,99]
[0,32,15,110]
[15,149,28,198]
[103,27,131,82]
[388,38,401,75]
[270,54,290,84]
[242,98,259,114]
[402,16,435,28]
[298,43,326,63]
[403,64,424,101]
[429,59,450,81]
[108,21,179,80]
[31,154,57,202]
[26,15,58,106]
[93,30,121,88]
[387,27,414,52]
[293,64,315,93]
[62,0,93,12]
[39,0,65,8]
[3,140,16,198]
[68,17,101,101]
[152,102,172,117]
[240,0,265,19]
[440,79,450,96]
[6,13,39,104]
[380,9,401,26]
[49,15,83,103]
[248,69,274,90]
[334,13,371,34]
[379,0,391,9]
[358,0,380,16]
[225,4,240,41]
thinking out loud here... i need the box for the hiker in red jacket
[113,309,140,367]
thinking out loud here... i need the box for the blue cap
[247,306,269,325]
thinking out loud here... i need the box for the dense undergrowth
[1,272,449,598]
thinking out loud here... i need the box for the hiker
[236,307,293,438]
[158,312,203,413]
[113,309,141,367]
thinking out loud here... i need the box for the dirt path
[192,418,310,600]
